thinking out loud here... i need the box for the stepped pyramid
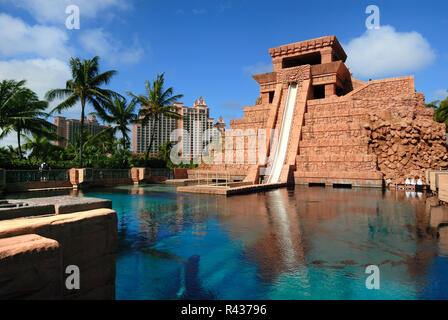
[192,36,447,187]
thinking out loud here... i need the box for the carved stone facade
[195,36,447,187]
[277,65,311,84]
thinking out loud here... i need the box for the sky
[0,0,447,147]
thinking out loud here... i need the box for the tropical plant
[93,97,137,149]
[0,79,27,126]
[428,96,448,120]
[127,73,183,161]
[23,132,64,161]
[0,88,55,158]
[426,93,448,129]
[46,56,120,167]
[157,141,173,163]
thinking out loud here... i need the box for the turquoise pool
[8,185,448,299]
[86,185,448,300]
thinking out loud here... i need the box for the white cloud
[0,58,80,147]
[0,131,17,148]
[79,28,143,65]
[243,62,272,75]
[0,58,71,100]
[0,0,130,24]
[344,25,435,79]
[0,13,71,59]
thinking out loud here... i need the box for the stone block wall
[0,207,117,300]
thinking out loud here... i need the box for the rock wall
[365,96,448,184]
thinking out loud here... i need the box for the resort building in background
[54,114,110,147]
[132,97,226,161]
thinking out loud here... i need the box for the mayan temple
[192,35,448,188]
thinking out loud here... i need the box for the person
[39,161,49,182]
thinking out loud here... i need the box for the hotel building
[54,115,110,147]
[132,97,226,161]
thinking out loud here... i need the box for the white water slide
[266,83,298,184]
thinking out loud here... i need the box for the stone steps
[296,154,377,172]
[302,122,365,133]
[299,145,369,155]
[300,137,369,147]
[304,114,368,126]
[302,129,363,140]
[297,154,377,162]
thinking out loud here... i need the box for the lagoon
[8,185,448,299]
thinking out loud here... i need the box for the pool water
[8,185,448,299]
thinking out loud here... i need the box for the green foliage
[127,73,183,160]
[0,81,54,158]
[46,56,120,167]
[93,97,137,149]
[426,93,448,130]
[0,67,192,171]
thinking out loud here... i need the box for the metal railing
[5,169,69,183]
[92,169,130,180]
[148,168,173,179]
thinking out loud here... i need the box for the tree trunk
[79,99,85,168]
[17,129,22,159]
[121,129,128,150]
[145,117,157,162]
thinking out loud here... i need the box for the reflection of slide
[178,255,216,300]
[267,190,302,269]
[267,84,298,184]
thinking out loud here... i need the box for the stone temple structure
[195,35,448,187]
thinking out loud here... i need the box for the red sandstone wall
[200,68,446,186]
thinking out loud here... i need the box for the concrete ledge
[25,196,112,215]
[295,170,383,180]
[295,176,383,188]
[0,201,55,221]
[177,183,287,196]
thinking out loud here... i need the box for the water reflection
[6,184,448,299]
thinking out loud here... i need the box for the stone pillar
[261,92,270,104]
[69,168,79,189]
[325,84,336,98]
[321,48,333,64]
[272,58,282,72]
[131,167,146,185]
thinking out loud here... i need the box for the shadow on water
[178,255,216,300]
[141,249,216,300]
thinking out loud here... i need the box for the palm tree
[0,85,55,159]
[127,73,183,161]
[0,79,26,129]
[46,56,119,167]
[93,97,137,149]
[23,132,63,161]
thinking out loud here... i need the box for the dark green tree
[46,56,120,167]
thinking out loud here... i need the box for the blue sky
[0,0,447,146]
